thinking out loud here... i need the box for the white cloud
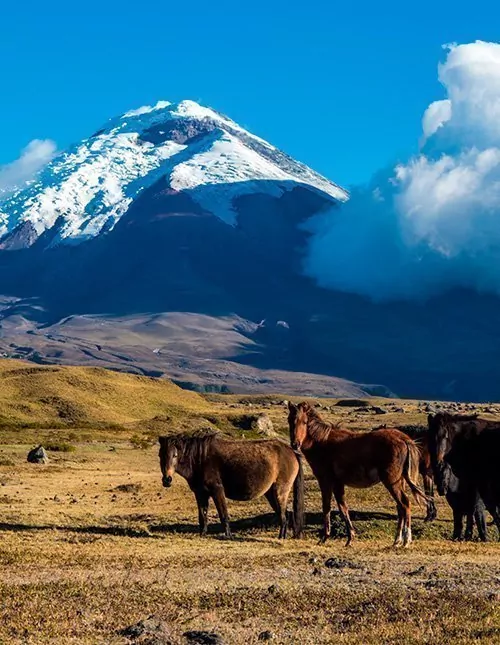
[0,139,56,199]
[305,41,500,301]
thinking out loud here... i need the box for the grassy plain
[0,360,498,644]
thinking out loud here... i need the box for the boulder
[27,445,49,464]
[120,615,174,644]
[251,413,275,436]
[183,631,225,645]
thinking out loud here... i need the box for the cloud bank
[305,41,500,301]
[0,139,56,199]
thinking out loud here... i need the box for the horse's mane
[161,432,219,471]
[432,412,479,422]
[300,404,343,442]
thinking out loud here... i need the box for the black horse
[438,461,487,541]
[428,413,500,539]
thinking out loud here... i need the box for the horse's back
[307,427,412,488]
[211,438,297,501]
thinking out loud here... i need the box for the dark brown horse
[428,412,500,538]
[288,402,426,547]
[159,433,304,539]
[376,424,437,522]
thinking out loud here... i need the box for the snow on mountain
[0,100,348,248]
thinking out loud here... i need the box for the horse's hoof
[317,536,328,545]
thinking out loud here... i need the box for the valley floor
[0,444,498,644]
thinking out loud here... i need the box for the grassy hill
[0,359,211,438]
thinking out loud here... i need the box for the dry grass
[0,443,498,644]
[0,359,498,643]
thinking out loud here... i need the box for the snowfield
[0,100,347,246]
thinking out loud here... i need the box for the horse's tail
[292,450,305,539]
[403,441,428,507]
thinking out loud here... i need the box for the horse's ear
[159,436,167,447]
[287,401,297,412]
[427,414,434,426]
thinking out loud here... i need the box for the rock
[251,413,275,436]
[336,399,370,408]
[325,557,363,570]
[183,631,224,645]
[27,445,49,464]
[371,406,387,415]
[258,631,275,641]
[394,407,405,413]
[120,615,174,644]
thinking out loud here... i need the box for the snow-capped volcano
[0,100,347,249]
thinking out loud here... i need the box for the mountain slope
[1,100,498,401]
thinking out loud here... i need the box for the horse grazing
[288,402,426,547]
[428,412,500,539]
[158,433,304,539]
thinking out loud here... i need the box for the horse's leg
[332,483,356,547]
[210,483,232,539]
[265,485,287,539]
[383,481,408,547]
[479,489,500,541]
[464,513,474,541]
[475,506,488,542]
[424,475,437,522]
[319,481,332,543]
[401,488,412,547]
[452,508,463,541]
[194,489,210,536]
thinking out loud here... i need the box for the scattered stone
[394,407,405,413]
[252,413,275,436]
[27,445,49,464]
[267,584,278,594]
[372,406,387,415]
[120,615,174,644]
[336,399,370,408]
[183,631,224,645]
[258,631,275,641]
[114,483,142,494]
[324,557,362,570]
[312,567,322,576]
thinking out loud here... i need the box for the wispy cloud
[0,139,56,199]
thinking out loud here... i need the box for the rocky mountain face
[0,100,499,401]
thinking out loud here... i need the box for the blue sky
[1,0,498,187]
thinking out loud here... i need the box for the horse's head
[287,401,311,450]
[428,412,478,465]
[158,436,179,488]
[427,413,454,468]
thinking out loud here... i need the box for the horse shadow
[0,508,451,540]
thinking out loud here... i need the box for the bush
[130,434,155,450]
[45,442,76,453]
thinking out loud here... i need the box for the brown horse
[288,402,426,547]
[159,433,304,539]
[376,424,437,522]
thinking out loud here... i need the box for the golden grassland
[0,359,498,643]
